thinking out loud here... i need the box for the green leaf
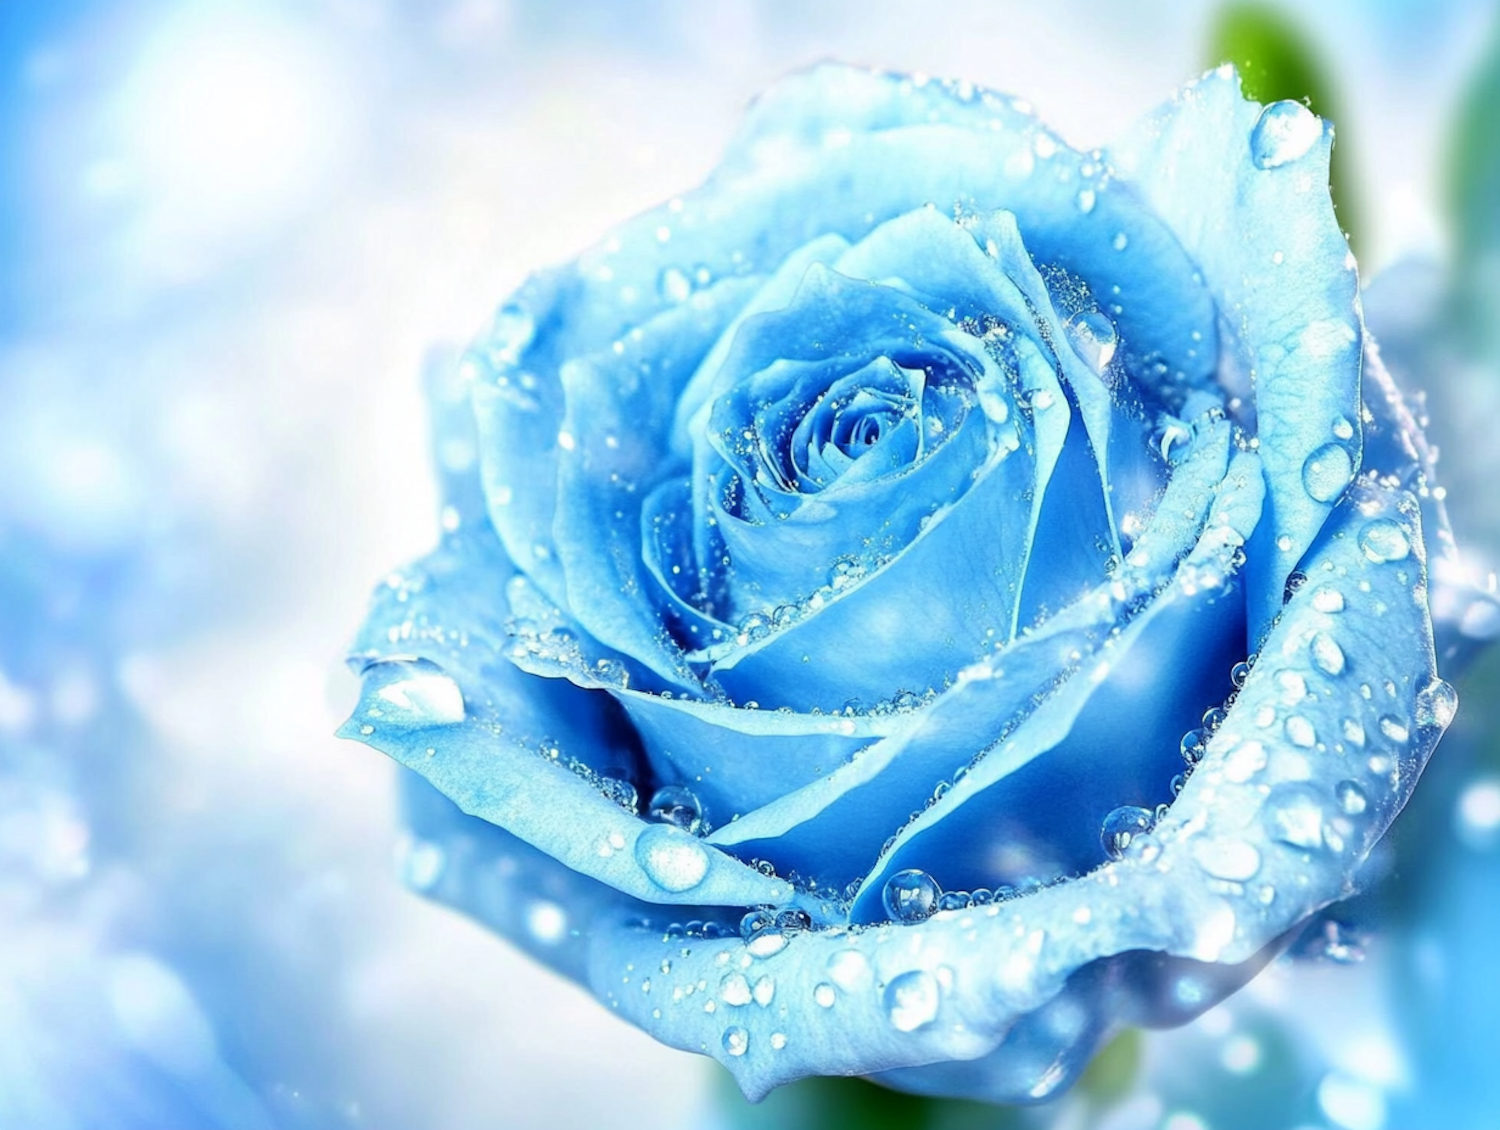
[714,1069,1034,1130]
[1076,1027,1142,1107]
[1446,18,1500,348]
[1207,2,1361,256]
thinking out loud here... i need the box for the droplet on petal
[883,869,940,923]
[884,969,941,1032]
[647,785,707,835]
[1359,519,1411,563]
[1065,310,1119,373]
[1301,443,1354,503]
[634,825,709,892]
[1251,100,1322,169]
[1100,805,1154,860]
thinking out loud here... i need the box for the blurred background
[2,2,1499,1128]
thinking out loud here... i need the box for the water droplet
[1332,416,1356,441]
[937,891,971,912]
[1415,678,1458,732]
[1276,670,1308,704]
[722,1026,749,1057]
[1310,631,1346,676]
[648,785,707,835]
[1342,717,1366,746]
[813,983,836,1008]
[1313,587,1346,613]
[774,908,812,934]
[1112,231,1129,251]
[1180,729,1207,765]
[1224,740,1268,783]
[634,825,709,892]
[1251,100,1323,169]
[363,658,467,727]
[739,909,774,940]
[1265,782,1328,851]
[752,976,776,1006]
[658,266,692,303]
[1302,443,1354,503]
[884,969,941,1032]
[1285,715,1317,748]
[1231,660,1252,688]
[1100,805,1154,860]
[883,869,940,923]
[1066,310,1118,373]
[1359,519,1411,563]
[770,1032,788,1051]
[719,972,752,1006]
[827,948,871,991]
[746,931,788,958]
[1193,838,1262,881]
[1378,714,1409,743]
[1335,779,1369,816]
[1076,187,1096,213]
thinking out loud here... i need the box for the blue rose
[343,64,1491,1103]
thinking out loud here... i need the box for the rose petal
[1113,67,1364,645]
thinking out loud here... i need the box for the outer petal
[341,526,792,910]
[1112,67,1364,644]
[586,479,1447,1102]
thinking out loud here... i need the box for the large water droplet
[1265,782,1328,851]
[1065,310,1118,373]
[752,976,776,1007]
[746,931,788,958]
[883,869,940,923]
[1302,443,1354,503]
[739,909,774,939]
[827,949,871,991]
[1313,587,1346,613]
[1415,678,1458,732]
[1193,838,1262,882]
[1251,100,1323,169]
[1284,715,1317,748]
[1100,806,1154,860]
[1378,714,1410,744]
[1180,728,1207,765]
[648,785,707,835]
[363,658,467,727]
[719,972,752,1006]
[883,970,941,1032]
[1335,779,1369,816]
[1359,519,1411,563]
[722,1026,749,1057]
[1310,631,1346,676]
[634,825,709,892]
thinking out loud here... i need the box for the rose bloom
[344,64,1490,1102]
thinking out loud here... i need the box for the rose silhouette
[343,64,1490,1102]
